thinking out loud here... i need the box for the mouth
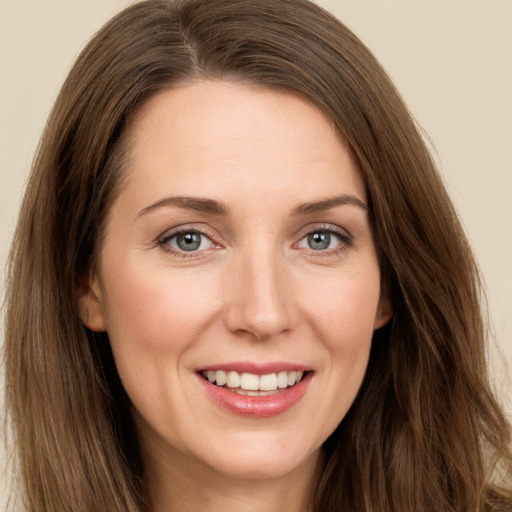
[197,365,313,417]
[200,369,307,396]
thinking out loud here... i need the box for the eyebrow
[291,194,368,215]
[137,193,368,219]
[137,196,231,218]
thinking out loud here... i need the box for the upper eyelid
[295,223,353,240]
[158,224,217,242]
[163,229,212,243]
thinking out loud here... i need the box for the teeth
[277,371,289,389]
[226,371,240,388]
[259,373,277,391]
[202,370,306,391]
[241,372,260,390]
[215,370,227,386]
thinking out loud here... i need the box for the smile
[198,366,312,418]
[201,370,305,396]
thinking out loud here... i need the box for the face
[80,81,391,484]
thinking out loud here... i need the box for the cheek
[304,267,381,347]
[100,260,221,357]
[317,279,379,421]
[301,267,380,394]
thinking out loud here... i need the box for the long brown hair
[4,0,511,510]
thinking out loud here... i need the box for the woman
[4,0,511,510]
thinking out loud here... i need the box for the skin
[79,80,392,512]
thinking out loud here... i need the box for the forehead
[119,80,366,210]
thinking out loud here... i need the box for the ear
[374,292,393,330]
[77,272,107,332]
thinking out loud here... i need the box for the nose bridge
[223,239,292,340]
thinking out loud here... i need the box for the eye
[163,230,213,252]
[297,228,350,252]
[305,232,335,251]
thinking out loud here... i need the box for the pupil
[308,232,330,250]
[177,232,201,251]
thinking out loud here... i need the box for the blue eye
[164,231,213,252]
[297,229,347,251]
[307,232,332,250]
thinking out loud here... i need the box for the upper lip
[197,361,312,375]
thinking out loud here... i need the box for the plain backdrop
[1,0,511,507]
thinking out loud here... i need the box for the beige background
[1,0,511,507]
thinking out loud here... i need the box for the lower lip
[198,373,312,418]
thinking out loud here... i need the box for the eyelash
[157,224,353,258]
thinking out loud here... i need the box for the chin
[196,436,321,482]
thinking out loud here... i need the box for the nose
[223,246,293,341]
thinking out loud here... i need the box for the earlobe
[77,273,107,332]
[374,294,393,330]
